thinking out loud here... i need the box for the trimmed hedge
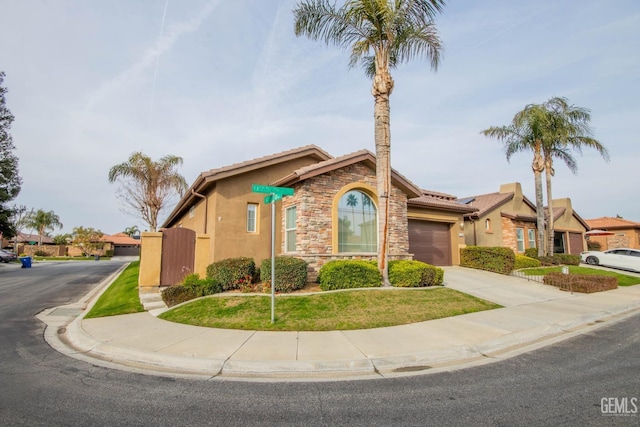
[460,246,515,274]
[389,260,444,287]
[161,275,222,307]
[543,272,617,293]
[514,254,542,270]
[318,260,381,291]
[537,254,581,266]
[206,257,256,291]
[260,257,308,293]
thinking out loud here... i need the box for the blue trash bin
[20,256,32,268]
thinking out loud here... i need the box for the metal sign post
[251,184,295,324]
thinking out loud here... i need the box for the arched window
[337,190,377,253]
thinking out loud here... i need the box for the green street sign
[264,194,283,204]
[252,184,294,196]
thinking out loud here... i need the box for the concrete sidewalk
[39,266,640,381]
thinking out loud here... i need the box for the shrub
[206,257,256,291]
[161,286,198,307]
[318,260,381,291]
[524,248,539,258]
[34,250,48,257]
[586,240,601,251]
[105,249,115,257]
[537,254,581,266]
[514,254,542,270]
[460,246,515,274]
[543,272,617,293]
[260,257,308,293]
[388,260,444,287]
[161,275,223,307]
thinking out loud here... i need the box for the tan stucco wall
[139,232,162,291]
[407,207,465,265]
[169,156,321,268]
[550,198,587,253]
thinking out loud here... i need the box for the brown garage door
[567,232,584,255]
[408,220,452,266]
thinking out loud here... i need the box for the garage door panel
[408,220,452,266]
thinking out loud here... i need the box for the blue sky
[1,0,639,235]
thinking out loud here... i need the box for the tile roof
[585,216,640,230]
[100,233,140,246]
[408,190,477,213]
[163,145,333,228]
[273,149,423,198]
[459,192,514,218]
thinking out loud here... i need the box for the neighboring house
[584,217,640,250]
[101,233,141,257]
[160,145,476,281]
[460,183,539,254]
[459,183,589,255]
[545,199,590,255]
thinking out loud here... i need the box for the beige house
[460,183,589,255]
[158,145,475,283]
[584,216,640,250]
[461,183,539,254]
[546,199,590,255]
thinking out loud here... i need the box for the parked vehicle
[580,248,640,273]
[0,249,18,263]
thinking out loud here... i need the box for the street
[0,261,638,426]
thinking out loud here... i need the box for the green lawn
[518,266,640,287]
[85,261,144,318]
[158,288,501,331]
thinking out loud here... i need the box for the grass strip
[85,261,144,318]
[518,266,640,286]
[159,288,501,331]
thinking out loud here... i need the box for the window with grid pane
[285,206,296,252]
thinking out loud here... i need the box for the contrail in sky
[85,0,220,111]
[147,0,170,128]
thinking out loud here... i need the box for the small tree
[72,226,104,256]
[52,233,72,245]
[123,225,140,238]
[108,152,187,232]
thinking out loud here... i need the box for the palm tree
[123,225,140,238]
[540,97,609,255]
[481,104,548,256]
[294,0,445,285]
[27,209,63,245]
[108,152,188,232]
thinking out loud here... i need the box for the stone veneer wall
[501,217,536,253]
[281,163,412,281]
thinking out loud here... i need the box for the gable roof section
[408,189,478,213]
[163,145,332,228]
[585,216,640,230]
[273,149,423,198]
[546,206,590,230]
[15,232,54,244]
[460,192,514,218]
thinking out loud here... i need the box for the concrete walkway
[39,266,640,381]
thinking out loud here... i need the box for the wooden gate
[161,228,196,286]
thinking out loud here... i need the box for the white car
[580,248,640,273]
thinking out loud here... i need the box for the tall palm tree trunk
[532,151,545,257]
[373,68,394,286]
[545,163,555,255]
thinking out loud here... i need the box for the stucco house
[461,183,539,254]
[460,183,589,255]
[160,145,476,281]
[546,199,590,255]
[584,216,640,250]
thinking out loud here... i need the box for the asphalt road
[0,261,638,426]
